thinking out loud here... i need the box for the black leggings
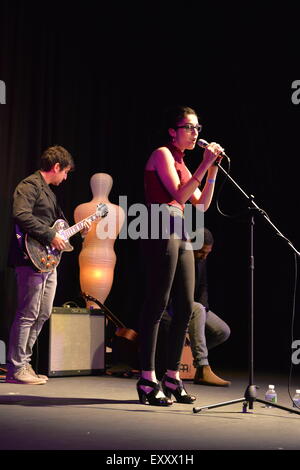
[139,208,195,371]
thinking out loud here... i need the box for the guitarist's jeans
[7,266,57,373]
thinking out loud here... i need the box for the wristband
[208,178,216,184]
[192,175,201,184]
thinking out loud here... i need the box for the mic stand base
[193,383,300,414]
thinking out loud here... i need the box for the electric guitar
[25,203,108,272]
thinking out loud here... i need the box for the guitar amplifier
[35,307,105,377]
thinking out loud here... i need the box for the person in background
[189,227,231,386]
[156,227,231,386]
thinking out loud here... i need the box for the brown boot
[194,365,231,387]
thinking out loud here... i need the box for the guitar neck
[82,293,126,329]
[95,301,126,329]
[63,213,98,239]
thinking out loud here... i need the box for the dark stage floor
[1,367,300,458]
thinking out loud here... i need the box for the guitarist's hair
[40,145,75,172]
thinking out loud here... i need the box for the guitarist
[6,146,91,385]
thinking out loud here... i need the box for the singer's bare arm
[147,143,222,211]
[187,164,219,209]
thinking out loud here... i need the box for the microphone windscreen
[197,139,209,148]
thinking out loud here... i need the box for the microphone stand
[193,159,300,415]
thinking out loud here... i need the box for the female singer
[137,105,224,406]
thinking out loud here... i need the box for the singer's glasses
[175,123,202,133]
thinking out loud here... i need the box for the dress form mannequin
[74,173,125,307]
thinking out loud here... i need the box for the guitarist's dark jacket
[8,171,65,268]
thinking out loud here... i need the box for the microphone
[197,139,229,160]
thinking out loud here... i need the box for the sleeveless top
[144,143,191,211]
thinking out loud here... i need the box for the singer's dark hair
[164,105,198,130]
[151,105,199,147]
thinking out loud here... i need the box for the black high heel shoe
[162,375,196,404]
[136,377,173,406]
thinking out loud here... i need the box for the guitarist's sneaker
[5,366,47,385]
[25,363,48,381]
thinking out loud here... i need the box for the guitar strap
[43,184,67,221]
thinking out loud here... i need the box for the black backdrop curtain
[0,3,299,371]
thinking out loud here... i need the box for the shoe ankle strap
[138,377,160,389]
[163,375,182,386]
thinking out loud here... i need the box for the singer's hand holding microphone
[197,139,228,166]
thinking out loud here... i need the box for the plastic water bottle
[292,390,300,408]
[265,385,277,407]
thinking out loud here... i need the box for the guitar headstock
[81,291,101,308]
[96,203,108,219]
